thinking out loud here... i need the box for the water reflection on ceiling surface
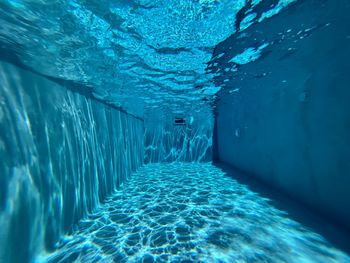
[0,0,298,117]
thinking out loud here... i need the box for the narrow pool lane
[41,163,349,262]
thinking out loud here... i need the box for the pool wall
[213,0,350,231]
[144,113,213,163]
[0,61,144,262]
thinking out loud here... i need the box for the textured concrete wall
[214,0,350,230]
[0,61,144,262]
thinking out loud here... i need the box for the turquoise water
[0,0,297,117]
[1,0,350,262]
[40,164,350,262]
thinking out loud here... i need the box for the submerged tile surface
[41,163,349,262]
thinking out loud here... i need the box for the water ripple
[0,0,297,116]
[41,163,350,262]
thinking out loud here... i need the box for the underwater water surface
[0,0,299,117]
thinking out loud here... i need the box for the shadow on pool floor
[215,162,350,257]
[40,163,350,262]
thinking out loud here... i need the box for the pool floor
[42,163,349,262]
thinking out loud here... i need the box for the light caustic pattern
[0,62,144,263]
[41,163,349,263]
[144,116,213,163]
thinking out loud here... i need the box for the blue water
[0,0,350,262]
[0,0,299,118]
[40,164,349,262]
